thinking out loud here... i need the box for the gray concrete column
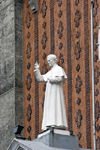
[0,0,23,149]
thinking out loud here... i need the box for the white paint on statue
[34,54,68,131]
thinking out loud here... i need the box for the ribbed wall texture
[23,0,100,149]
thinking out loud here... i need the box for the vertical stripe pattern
[50,0,55,54]
[84,0,91,148]
[34,13,39,138]
[67,0,72,131]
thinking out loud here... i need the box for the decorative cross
[41,32,47,49]
[77,98,81,105]
[94,66,99,85]
[94,55,98,62]
[27,32,31,39]
[75,75,82,94]
[93,21,97,29]
[76,31,80,39]
[27,62,31,69]
[95,89,99,97]
[41,1,47,18]
[27,94,31,101]
[58,53,64,67]
[57,21,63,39]
[74,9,81,28]
[26,42,32,59]
[75,109,82,128]
[94,43,98,51]
[26,104,32,122]
[75,42,81,60]
[26,11,31,28]
[59,42,63,50]
[42,53,47,60]
[27,126,31,133]
[42,22,46,29]
[95,100,100,121]
[76,64,80,72]
[94,32,98,43]
[93,0,98,17]
[26,73,32,90]
[58,10,62,18]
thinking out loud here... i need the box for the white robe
[34,64,68,131]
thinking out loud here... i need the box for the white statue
[34,54,68,131]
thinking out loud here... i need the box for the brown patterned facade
[23,0,100,149]
[93,0,100,150]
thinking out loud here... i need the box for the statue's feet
[47,125,66,130]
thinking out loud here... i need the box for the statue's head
[47,54,57,67]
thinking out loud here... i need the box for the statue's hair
[47,54,57,62]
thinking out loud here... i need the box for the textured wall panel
[0,0,23,149]
[84,0,91,149]
[93,0,100,149]
[66,0,72,132]
[23,0,93,149]
[0,89,15,150]
[34,13,39,138]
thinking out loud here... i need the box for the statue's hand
[34,61,40,69]
[48,77,53,83]
[48,76,63,84]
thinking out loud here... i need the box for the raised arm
[34,61,44,82]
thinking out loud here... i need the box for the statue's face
[47,58,56,67]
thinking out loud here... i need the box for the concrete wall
[0,0,23,149]
[15,0,23,126]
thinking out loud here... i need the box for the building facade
[0,0,100,150]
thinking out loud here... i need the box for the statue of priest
[34,54,68,131]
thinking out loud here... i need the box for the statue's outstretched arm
[34,61,44,82]
[34,69,44,82]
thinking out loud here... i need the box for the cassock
[34,64,68,131]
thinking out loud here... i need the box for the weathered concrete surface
[0,0,23,149]
[0,89,15,150]
[0,57,15,95]
[0,2,15,149]
[35,130,78,150]
[15,0,23,134]
[15,88,23,126]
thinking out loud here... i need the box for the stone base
[35,129,79,150]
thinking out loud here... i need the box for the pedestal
[35,129,79,150]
